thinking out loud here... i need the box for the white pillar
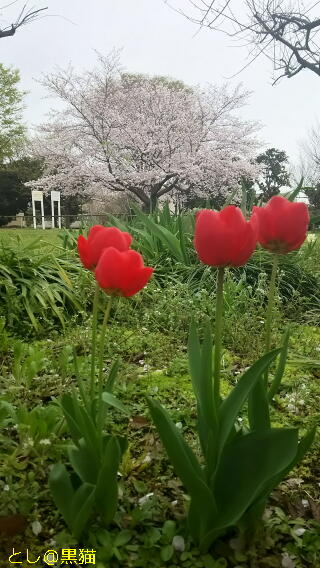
[32,190,45,229]
[51,191,61,229]
[51,193,55,228]
[32,198,36,229]
[58,199,61,228]
[41,198,45,230]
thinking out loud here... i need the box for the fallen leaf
[130,416,149,428]
[0,515,27,536]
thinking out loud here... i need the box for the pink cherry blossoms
[28,52,261,210]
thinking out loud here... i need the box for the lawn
[0,216,319,568]
[0,227,66,248]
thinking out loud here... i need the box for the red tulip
[77,225,132,270]
[194,206,258,267]
[95,247,153,297]
[252,196,309,254]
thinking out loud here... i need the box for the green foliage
[0,63,26,163]
[148,325,316,551]
[0,237,90,335]
[256,148,290,202]
[304,184,320,209]
[0,219,319,565]
[12,341,46,387]
[0,157,43,225]
[0,303,319,564]
[50,381,128,538]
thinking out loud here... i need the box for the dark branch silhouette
[0,2,47,38]
[166,1,320,81]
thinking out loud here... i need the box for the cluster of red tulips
[195,195,309,267]
[78,196,309,292]
[77,225,153,296]
[70,194,312,547]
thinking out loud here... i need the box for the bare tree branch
[0,2,47,38]
[167,0,320,81]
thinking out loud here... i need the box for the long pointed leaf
[248,378,270,431]
[268,328,290,401]
[102,392,130,414]
[188,320,201,401]
[105,358,121,393]
[147,397,216,514]
[198,323,218,477]
[95,436,121,525]
[214,428,298,528]
[49,464,74,529]
[132,204,183,261]
[219,349,281,452]
[71,483,95,539]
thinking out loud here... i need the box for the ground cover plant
[0,199,319,568]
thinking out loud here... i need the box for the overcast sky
[1,0,319,165]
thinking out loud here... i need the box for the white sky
[1,0,319,164]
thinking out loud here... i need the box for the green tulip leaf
[248,378,270,432]
[49,463,74,530]
[188,319,201,401]
[131,204,184,262]
[219,349,280,452]
[268,328,290,401]
[102,392,130,414]
[68,439,99,484]
[214,428,298,529]
[197,322,218,477]
[71,483,95,540]
[95,436,121,525]
[147,397,216,514]
[105,358,121,393]
[61,394,83,442]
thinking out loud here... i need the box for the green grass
[0,228,66,249]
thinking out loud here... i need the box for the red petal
[253,197,309,253]
[120,250,149,292]
[77,235,92,269]
[95,247,123,290]
[194,209,233,266]
[123,232,133,248]
[87,225,105,243]
[122,267,154,297]
[219,205,247,231]
[194,207,256,267]
[95,248,153,297]
[272,201,309,248]
[90,227,132,266]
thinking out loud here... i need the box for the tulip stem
[97,296,113,426]
[213,266,225,407]
[90,282,100,397]
[265,254,279,353]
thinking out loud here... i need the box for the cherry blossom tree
[29,53,261,211]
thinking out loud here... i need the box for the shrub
[0,238,91,336]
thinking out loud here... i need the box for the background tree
[0,63,26,163]
[0,2,47,39]
[169,0,320,82]
[28,53,260,212]
[256,147,290,201]
[300,123,320,206]
[302,122,320,176]
[0,157,43,226]
[0,156,85,227]
[304,184,320,210]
